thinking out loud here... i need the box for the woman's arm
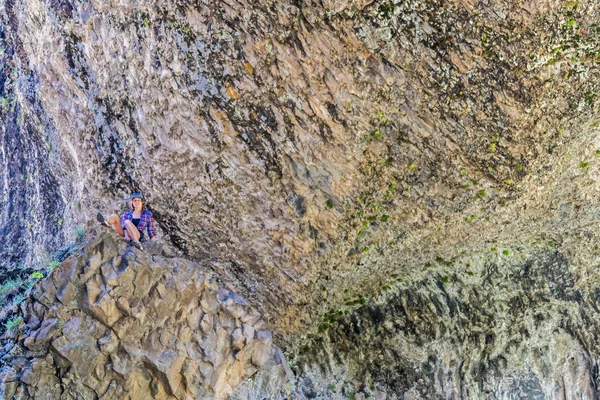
[147,211,157,241]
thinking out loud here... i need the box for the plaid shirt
[122,209,157,239]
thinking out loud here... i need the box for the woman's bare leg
[108,214,125,237]
[124,220,141,241]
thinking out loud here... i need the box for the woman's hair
[130,193,146,210]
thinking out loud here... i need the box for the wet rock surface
[0,228,290,399]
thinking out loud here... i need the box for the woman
[97,193,157,250]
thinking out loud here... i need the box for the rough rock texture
[0,228,290,399]
[289,247,600,398]
[3,0,600,397]
[4,0,600,328]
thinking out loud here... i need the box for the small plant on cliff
[584,91,596,106]
[5,315,23,332]
[30,271,44,280]
[579,161,590,168]
[47,260,60,274]
[0,279,22,300]
[74,226,85,240]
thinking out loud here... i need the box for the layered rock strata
[0,228,290,399]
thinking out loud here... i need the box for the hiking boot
[131,240,143,251]
[96,211,110,227]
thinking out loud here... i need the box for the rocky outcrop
[0,228,290,399]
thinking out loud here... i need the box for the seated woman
[97,193,157,250]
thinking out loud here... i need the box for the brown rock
[200,293,219,314]
[231,328,246,351]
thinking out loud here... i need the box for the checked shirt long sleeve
[121,209,157,239]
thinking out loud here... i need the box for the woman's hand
[124,233,131,241]
[151,236,157,242]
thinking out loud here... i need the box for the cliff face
[4,0,600,327]
[3,0,600,397]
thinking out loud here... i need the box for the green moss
[407,162,416,170]
[579,161,590,168]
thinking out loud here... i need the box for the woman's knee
[108,214,119,224]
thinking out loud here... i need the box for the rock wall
[0,228,290,399]
[2,0,600,331]
[3,0,600,397]
[288,247,600,399]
